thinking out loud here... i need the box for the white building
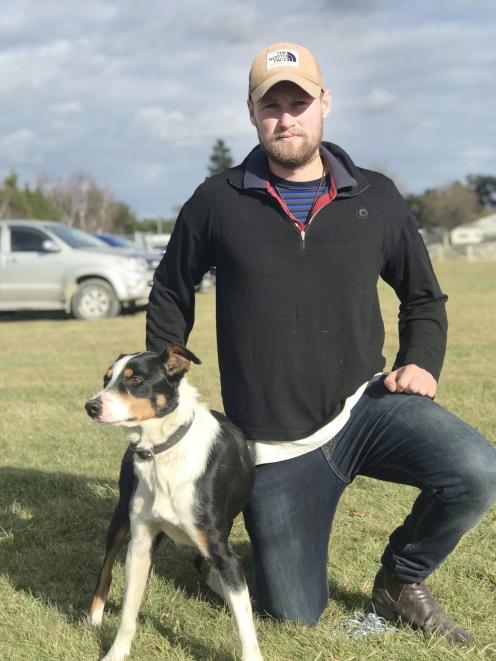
[450,212,496,245]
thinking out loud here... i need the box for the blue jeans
[243,377,496,625]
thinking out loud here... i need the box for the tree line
[0,172,175,235]
[1,138,495,240]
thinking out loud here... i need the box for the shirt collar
[243,144,357,191]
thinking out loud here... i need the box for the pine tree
[208,139,233,176]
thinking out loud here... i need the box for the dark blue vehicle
[93,233,162,271]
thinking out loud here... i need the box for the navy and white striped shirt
[271,174,330,224]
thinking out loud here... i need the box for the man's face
[248,81,331,169]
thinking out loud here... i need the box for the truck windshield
[45,224,106,249]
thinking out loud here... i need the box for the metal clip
[130,443,153,461]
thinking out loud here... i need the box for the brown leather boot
[372,567,472,645]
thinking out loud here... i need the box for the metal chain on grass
[331,611,399,640]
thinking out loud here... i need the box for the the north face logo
[266,49,299,69]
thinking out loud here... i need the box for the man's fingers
[383,372,398,391]
[384,367,437,398]
[403,373,437,397]
[384,368,409,393]
[394,371,413,393]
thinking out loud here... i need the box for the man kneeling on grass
[146,41,496,643]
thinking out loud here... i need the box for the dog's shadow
[0,466,263,659]
[0,466,371,659]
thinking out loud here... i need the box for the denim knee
[465,465,496,507]
[451,446,496,510]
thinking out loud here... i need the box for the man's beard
[258,123,323,169]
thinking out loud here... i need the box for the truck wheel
[71,279,121,320]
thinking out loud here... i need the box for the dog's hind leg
[88,449,135,628]
[102,522,157,661]
[208,541,263,661]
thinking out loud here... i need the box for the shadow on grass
[0,306,145,323]
[327,579,371,614]
[0,467,262,659]
[0,466,372,658]
[0,310,69,321]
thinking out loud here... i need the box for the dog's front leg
[102,522,156,661]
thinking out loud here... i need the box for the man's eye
[130,376,143,386]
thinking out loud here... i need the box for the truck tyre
[71,278,121,320]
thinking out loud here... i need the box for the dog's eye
[129,375,143,386]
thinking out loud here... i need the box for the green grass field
[1,261,495,660]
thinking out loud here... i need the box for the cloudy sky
[1,0,495,217]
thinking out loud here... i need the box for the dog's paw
[242,651,264,661]
[101,646,129,661]
[86,610,103,628]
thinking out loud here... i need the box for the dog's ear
[161,344,201,378]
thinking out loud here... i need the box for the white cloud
[0,128,42,164]
[51,101,83,114]
[132,107,188,143]
[191,3,261,44]
[460,146,495,173]
[362,87,397,112]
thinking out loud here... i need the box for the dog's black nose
[85,398,102,418]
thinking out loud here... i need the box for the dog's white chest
[132,455,200,547]
[150,479,193,526]
[153,486,196,547]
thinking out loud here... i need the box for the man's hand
[384,364,437,398]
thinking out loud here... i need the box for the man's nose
[278,111,296,129]
[85,398,102,418]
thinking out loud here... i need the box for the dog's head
[85,345,201,426]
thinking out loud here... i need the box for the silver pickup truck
[0,219,153,320]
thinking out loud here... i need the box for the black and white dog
[85,345,262,661]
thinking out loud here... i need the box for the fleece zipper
[226,177,371,250]
[265,181,308,248]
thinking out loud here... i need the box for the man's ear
[247,98,256,127]
[321,89,331,120]
[160,344,201,378]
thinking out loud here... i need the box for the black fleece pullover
[146,142,448,441]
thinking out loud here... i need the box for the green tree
[405,192,432,229]
[139,217,176,233]
[0,173,61,220]
[0,173,28,217]
[208,138,233,176]
[26,186,61,220]
[113,202,138,233]
[466,174,496,209]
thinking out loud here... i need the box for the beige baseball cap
[249,42,324,103]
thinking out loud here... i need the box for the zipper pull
[300,229,306,249]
